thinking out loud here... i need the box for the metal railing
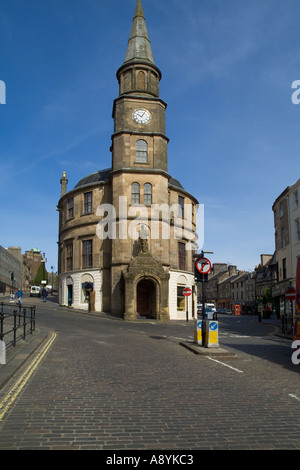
[0,302,36,349]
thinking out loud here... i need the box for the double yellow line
[0,332,57,422]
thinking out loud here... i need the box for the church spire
[124,0,155,65]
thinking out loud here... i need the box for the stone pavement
[0,305,299,451]
[0,305,289,393]
[0,326,50,389]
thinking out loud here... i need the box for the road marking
[220,332,250,338]
[206,356,244,374]
[268,326,280,336]
[0,332,57,421]
[288,393,300,402]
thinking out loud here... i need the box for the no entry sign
[183,287,192,297]
[285,287,296,301]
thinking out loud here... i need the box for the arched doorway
[81,273,94,310]
[136,279,157,319]
[66,276,73,307]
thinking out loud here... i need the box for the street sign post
[195,257,212,283]
[285,287,296,301]
[285,287,296,330]
[195,257,212,275]
[183,287,192,322]
[183,288,192,296]
[206,321,219,347]
[194,320,202,345]
[195,257,212,319]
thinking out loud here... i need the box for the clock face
[132,108,151,125]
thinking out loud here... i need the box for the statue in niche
[138,225,149,253]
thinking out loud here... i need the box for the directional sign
[195,257,212,274]
[209,322,218,331]
[286,287,296,301]
[183,287,192,297]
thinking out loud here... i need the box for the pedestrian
[16,288,23,305]
[41,288,48,302]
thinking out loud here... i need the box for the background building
[0,246,21,295]
[272,179,300,317]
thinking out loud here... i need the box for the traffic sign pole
[286,288,296,321]
[186,297,188,322]
[285,287,296,301]
[183,287,192,322]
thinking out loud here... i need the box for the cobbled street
[0,297,299,451]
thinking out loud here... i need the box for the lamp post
[10,272,14,293]
[41,253,47,287]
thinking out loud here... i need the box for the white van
[30,286,41,297]
[206,303,216,312]
[197,303,216,313]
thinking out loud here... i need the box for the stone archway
[123,251,169,322]
[136,278,157,319]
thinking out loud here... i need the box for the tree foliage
[33,263,48,285]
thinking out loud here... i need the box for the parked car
[224,309,232,315]
[217,308,232,315]
[30,286,41,297]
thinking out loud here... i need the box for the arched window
[136,140,148,163]
[144,183,152,205]
[137,71,145,89]
[131,183,140,204]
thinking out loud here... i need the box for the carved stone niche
[123,251,170,322]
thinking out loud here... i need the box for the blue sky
[1,0,300,273]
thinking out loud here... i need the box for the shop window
[177,286,185,311]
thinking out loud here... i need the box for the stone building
[0,246,21,295]
[202,263,228,305]
[22,248,43,290]
[57,0,199,321]
[2,247,43,292]
[272,179,300,316]
[230,271,253,314]
[204,263,256,314]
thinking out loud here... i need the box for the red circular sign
[286,287,296,300]
[195,257,212,274]
[183,287,192,297]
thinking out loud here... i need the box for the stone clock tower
[112,0,167,173]
[57,0,199,321]
[110,0,171,320]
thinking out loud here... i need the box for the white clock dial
[132,109,151,125]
